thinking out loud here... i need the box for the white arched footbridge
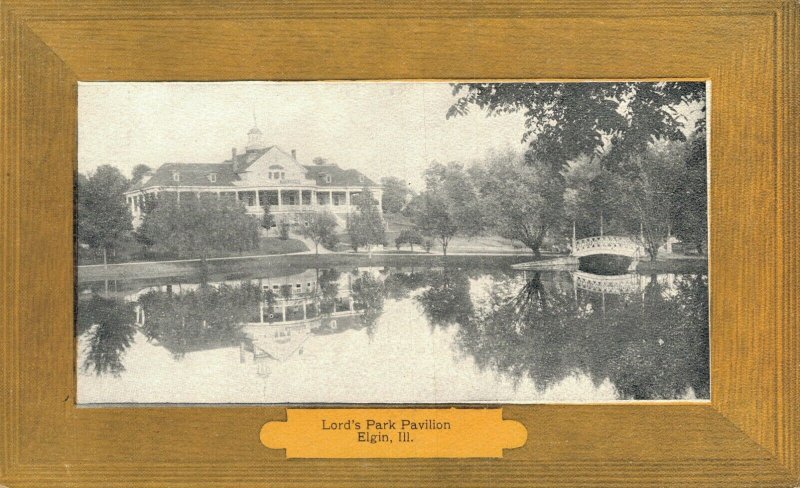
[572,235,645,259]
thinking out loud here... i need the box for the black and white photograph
[75,81,709,404]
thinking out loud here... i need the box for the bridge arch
[572,235,645,259]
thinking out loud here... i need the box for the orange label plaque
[261,408,527,458]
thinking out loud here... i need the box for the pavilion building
[124,125,382,227]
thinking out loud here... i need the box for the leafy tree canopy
[77,165,133,256]
[473,150,565,257]
[346,187,385,252]
[136,194,260,260]
[300,211,339,254]
[411,162,485,256]
[380,176,414,214]
[130,164,152,186]
[448,82,705,172]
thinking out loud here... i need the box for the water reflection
[76,265,709,403]
[76,295,136,376]
[455,271,709,399]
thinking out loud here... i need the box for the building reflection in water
[126,267,385,378]
[76,264,708,401]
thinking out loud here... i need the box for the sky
[78,81,706,190]
[78,82,529,190]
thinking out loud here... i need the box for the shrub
[278,221,291,240]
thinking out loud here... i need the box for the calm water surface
[76,265,709,404]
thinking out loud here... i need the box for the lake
[76,264,709,404]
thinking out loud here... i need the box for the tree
[411,162,485,256]
[448,82,705,172]
[671,135,708,254]
[260,201,275,231]
[346,213,368,252]
[346,187,385,255]
[135,194,260,273]
[474,150,565,258]
[77,165,133,266]
[616,141,684,261]
[380,176,413,214]
[395,229,424,252]
[300,211,338,255]
[130,164,152,186]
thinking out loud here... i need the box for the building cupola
[246,124,265,152]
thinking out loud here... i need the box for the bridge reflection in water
[77,263,708,403]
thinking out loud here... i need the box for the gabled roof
[303,164,378,187]
[128,148,379,191]
[130,162,239,190]
[224,147,272,172]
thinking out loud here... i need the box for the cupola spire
[246,112,265,152]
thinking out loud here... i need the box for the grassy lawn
[77,236,309,266]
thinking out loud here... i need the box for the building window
[172,171,180,182]
[325,175,332,183]
[358,175,364,183]
[207,173,217,182]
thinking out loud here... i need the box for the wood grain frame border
[1,1,798,486]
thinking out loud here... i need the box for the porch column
[281,305,286,322]
[349,297,354,312]
[303,302,307,320]
[345,192,351,206]
[277,190,282,208]
[260,304,264,323]
[329,190,333,206]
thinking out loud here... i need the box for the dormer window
[172,171,180,182]
[207,173,217,183]
[269,165,285,180]
[321,173,331,184]
[358,175,365,183]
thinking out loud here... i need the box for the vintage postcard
[75,81,709,405]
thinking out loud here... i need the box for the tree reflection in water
[77,266,709,400]
[447,271,709,399]
[138,283,261,360]
[76,295,137,376]
[416,267,474,328]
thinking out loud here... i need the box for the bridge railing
[572,235,645,258]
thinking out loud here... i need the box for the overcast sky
[78,81,705,190]
[78,82,530,190]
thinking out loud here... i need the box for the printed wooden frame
[1,1,798,486]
